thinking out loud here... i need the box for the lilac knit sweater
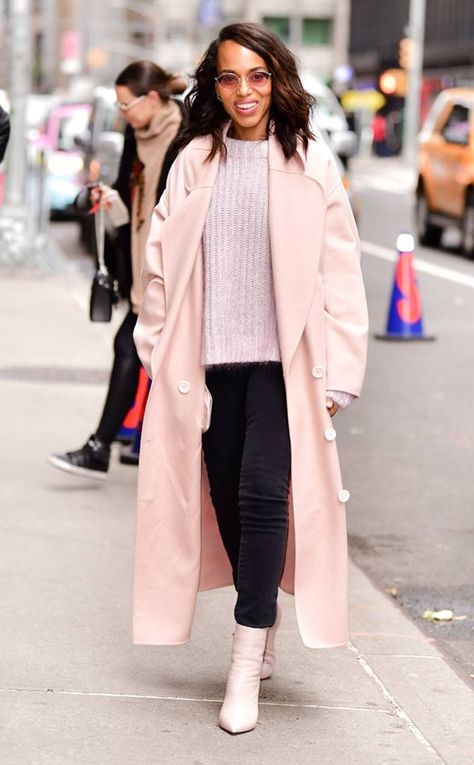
[200,136,353,410]
[202,137,280,366]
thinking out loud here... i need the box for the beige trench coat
[133,132,368,648]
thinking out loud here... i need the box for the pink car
[33,102,91,216]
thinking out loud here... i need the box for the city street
[2,0,474,761]
[1,156,474,763]
[346,157,474,683]
[46,157,474,684]
[47,159,474,685]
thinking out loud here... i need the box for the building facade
[1,0,352,94]
[350,0,474,83]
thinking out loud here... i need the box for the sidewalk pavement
[1,246,474,765]
[350,155,416,196]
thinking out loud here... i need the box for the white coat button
[178,381,191,394]
[312,365,324,379]
[324,427,337,442]
[338,489,351,503]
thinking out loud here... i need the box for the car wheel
[416,189,442,248]
[461,191,474,259]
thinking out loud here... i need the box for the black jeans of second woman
[95,310,141,445]
[202,363,291,629]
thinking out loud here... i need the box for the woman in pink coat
[133,22,368,735]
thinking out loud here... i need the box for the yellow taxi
[416,88,474,256]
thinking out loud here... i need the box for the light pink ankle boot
[219,624,268,734]
[261,603,282,680]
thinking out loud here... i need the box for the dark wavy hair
[115,61,186,100]
[175,22,315,160]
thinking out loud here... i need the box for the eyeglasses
[215,71,272,91]
[115,94,146,112]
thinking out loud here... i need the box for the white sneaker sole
[47,455,108,482]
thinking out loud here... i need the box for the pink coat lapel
[158,139,220,358]
[268,134,325,370]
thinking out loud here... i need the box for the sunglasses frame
[214,71,272,91]
[116,94,146,113]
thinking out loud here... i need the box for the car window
[90,100,124,140]
[57,110,90,151]
[100,102,124,134]
[440,104,471,145]
[312,95,335,120]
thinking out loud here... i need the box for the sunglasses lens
[217,74,239,90]
[248,72,270,87]
[217,72,271,91]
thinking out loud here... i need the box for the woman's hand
[326,397,340,417]
[90,184,115,209]
[325,391,354,415]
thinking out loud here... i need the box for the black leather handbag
[89,203,118,322]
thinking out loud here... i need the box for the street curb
[348,560,474,764]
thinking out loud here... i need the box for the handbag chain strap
[94,202,107,273]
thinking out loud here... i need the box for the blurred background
[1,0,474,696]
[1,0,474,263]
[2,0,474,263]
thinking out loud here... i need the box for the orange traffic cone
[375,234,435,341]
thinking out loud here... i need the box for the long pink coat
[133,132,368,648]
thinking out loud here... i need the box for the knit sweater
[202,137,280,366]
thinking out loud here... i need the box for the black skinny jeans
[202,363,291,629]
[95,310,141,445]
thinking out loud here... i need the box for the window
[262,16,290,43]
[57,111,91,152]
[441,104,471,145]
[302,18,332,46]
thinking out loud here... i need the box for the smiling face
[215,40,272,141]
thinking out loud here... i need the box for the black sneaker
[48,435,111,481]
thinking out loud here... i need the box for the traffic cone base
[119,419,142,466]
[119,441,140,465]
[375,331,435,342]
[117,367,150,463]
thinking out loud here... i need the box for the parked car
[74,87,126,187]
[315,125,360,223]
[32,102,92,217]
[416,87,474,257]
[72,88,126,248]
[302,72,357,167]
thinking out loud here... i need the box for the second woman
[49,61,184,480]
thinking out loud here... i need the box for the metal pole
[154,0,166,58]
[42,0,57,94]
[0,0,33,265]
[289,0,303,62]
[0,0,6,83]
[402,0,426,163]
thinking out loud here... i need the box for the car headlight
[47,153,84,176]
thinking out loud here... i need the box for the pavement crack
[348,643,446,763]
[0,687,393,714]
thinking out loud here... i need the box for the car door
[436,102,472,218]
